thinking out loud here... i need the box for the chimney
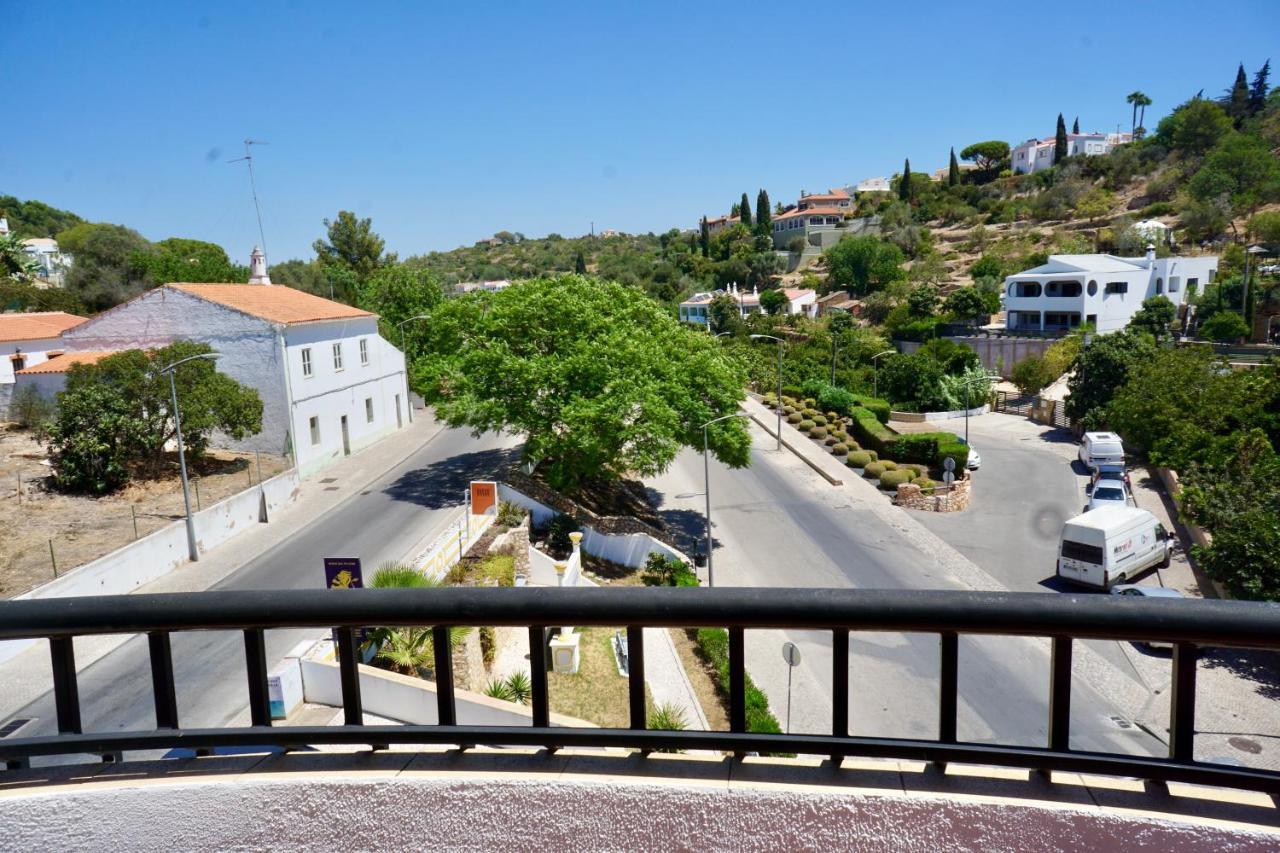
[0,217,8,236]
[248,246,272,285]
[1145,244,1156,268]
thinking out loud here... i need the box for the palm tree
[362,562,471,675]
[1126,91,1147,137]
[1136,94,1152,138]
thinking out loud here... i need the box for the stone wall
[895,474,971,513]
[501,469,681,550]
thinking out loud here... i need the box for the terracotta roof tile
[168,284,374,325]
[16,350,118,375]
[775,206,848,220]
[0,312,88,342]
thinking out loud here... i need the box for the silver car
[1087,483,1130,512]
[1111,584,1184,648]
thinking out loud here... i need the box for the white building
[1011,131,1133,175]
[679,285,817,325]
[0,218,73,286]
[849,177,892,194]
[1002,247,1218,334]
[19,251,411,476]
[0,311,87,418]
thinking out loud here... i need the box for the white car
[956,438,981,470]
[1088,483,1130,512]
[1111,584,1185,648]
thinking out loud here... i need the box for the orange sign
[470,481,497,515]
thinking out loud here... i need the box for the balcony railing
[1,587,1278,794]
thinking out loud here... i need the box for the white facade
[679,285,817,325]
[0,312,86,419]
[1011,132,1132,175]
[49,285,407,476]
[1002,249,1218,334]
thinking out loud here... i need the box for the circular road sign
[781,641,801,667]
[943,457,956,472]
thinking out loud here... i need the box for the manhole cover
[1228,736,1263,755]
[1107,714,1134,730]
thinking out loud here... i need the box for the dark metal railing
[2,588,1278,794]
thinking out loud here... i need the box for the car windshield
[1094,487,1125,501]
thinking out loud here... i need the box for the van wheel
[1160,549,1172,569]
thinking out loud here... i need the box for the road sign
[781,641,801,667]
[324,557,362,589]
[943,457,956,473]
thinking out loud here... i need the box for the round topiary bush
[783,405,796,415]
[880,470,914,489]
[833,430,848,442]
[832,443,848,456]
[812,414,828,427]
[864,461,886,479]
[847,451,873,468]
[788,412,804,424]
[865,449,878,461]
[826,411,839,421]
[824,434,839,446]
[802,408,818,419]
[913,477,936,492]
[845,440,861,451]
[902,463,929,477]
[798,419,815,431]
[881,460,898,471]
[809,426,827,439]
[804,398,817,409]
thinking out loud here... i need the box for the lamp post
[396,314,431,423]
[871,350,895,399]
[750,334,784,451]
[700,412,751,587]
[1243,245,1267,333]
[160,352,220,562]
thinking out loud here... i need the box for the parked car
[955,437,981,470]
[1090,463,1132,492]
[1078,432,1125,471]
[1110,584,1185,648]
[1056,506,1172,589]
[1087,483,1131,511]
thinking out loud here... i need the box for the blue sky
[3,1,1277,263]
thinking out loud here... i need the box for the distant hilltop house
[598,228,624,238]
[1011,131,1132,175]
[0,311,88,419]
[678,284,817,325]
[12,248,412,476]
[930,163,979,182]
[704,214,739,237]
[1001,246,1217,334]
[815,290,860,317]
[453,280,512,294]
[0,217,73,286]
[771,188,878,251]
[848,177,892,194]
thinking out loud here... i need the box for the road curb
[748,414,843,486]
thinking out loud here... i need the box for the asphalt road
[647,425,1161,756]
[10,426,519,751]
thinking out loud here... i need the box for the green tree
[947,147,960,187]
[574,250,587,274]
[411,275,750,491]
[0,231,40,283]
[899,159,912,201]
[758,288,788,315]
[1249,59,1271,116]
[1126,91,1149,138]
[706,292,744,335]
[1188,133,1280,214]
[0,195,84,238]
[699,217,710,257]
[755,189,771,235]
[1064,329,1157,427]
[959,141,1010,182]
[1074,187,1115,225]
[824,235,906,296]
[1157,99,1232,156]
[739,193,752,228]
[1226,63,1251,126]
[358,264,444,359]
[1247,210,1280,244]
[133,238,245,286]
[1198,310,1250,342]
[313,211,391,281]
[906,283,939,318]
[1129,295,1178,341]
[1072,116,1080,134]
[59,223,153,311]
[1011,355,1057,395]
[1178,196,1231,242]
[944,286,996,323]
[1054,114,1069,163]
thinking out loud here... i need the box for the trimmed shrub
[803,398,817,409]
[846,440,861,451]
[864,461,886,478]
[695,629,784,737]
[809,426,827,439]
[937,439,970,470]
[802,408,818,419]
[848,407,896,455]
[887,433,939,464]
[852,395,892,424]
[865,449,879,461]
[781,386,804,400]
[812,414,828,427]
[832,443,849,455]
[902,463,930,477]
[798,419,815,431]
[880,469,914,489]
[913,477,936,492]
[788,412,804,423]
[847,450,873,467]
[824,434,839,446]
[833,430,849,442]
[783,405,796,415]
[881,460,898,471]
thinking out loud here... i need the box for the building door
[340,415,351,456]
[395,394,403,429]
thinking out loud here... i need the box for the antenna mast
[229,139,270,258]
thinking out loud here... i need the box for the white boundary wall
[410,510,496,581]
[528,543,581,588]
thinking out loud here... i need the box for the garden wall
[889,405,989,423]
[899,336,1055,379]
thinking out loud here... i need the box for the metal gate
[993,390,1034,415]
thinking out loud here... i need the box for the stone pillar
[554,561,567,587]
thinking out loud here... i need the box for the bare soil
[669,627,730,732]
[0,426,287,598]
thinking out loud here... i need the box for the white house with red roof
[678,284,817,325]
[0,311,87,419]
[19,250,410,475]
[1011,131,1133,175]
[771,188,879,250]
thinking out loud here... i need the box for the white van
[1057,506,1172,589]
[1078,432,1125,471]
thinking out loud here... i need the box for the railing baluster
[1169,641,1198,762]
[148,631,179,730]
[626,626,646,730]
[335,627,363,726]
[938,631,958,744]
[832,628,849,740]
[48,637,81,735]
[432,626,456,727]
[243,628,271,727]
[729,627,746,734]
[528,626,549,728]
[1048,636,1072,753]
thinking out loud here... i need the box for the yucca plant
[504,671,533,704]
[484,678,515,701]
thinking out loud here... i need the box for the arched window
[1156,277,1164,294]
[1087,280,1098,296]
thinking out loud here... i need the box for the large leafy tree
[133,238,246,285]
[358,264,444,359]
[1157,99,1232,156]
[944,286,997,323]
[411,275,750,491]
[959,141,1009,182]
[49,341,263,494]
[0,195,84,238]
[1188,132,1280,214]
[58,222,153,311]
[824,235,906,295]
[758,288,788,315]
[1063,329,1157,428]
[1128,295,1178,341]
[313,211,393,281]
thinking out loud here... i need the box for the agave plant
[504,671,532,705]
[484,679,515,702]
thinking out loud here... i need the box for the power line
[228,139,270,258]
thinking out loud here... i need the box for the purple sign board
[324,558,365,645]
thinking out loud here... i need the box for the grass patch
[548,626,638,728]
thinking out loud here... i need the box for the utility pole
[228,139,271,261]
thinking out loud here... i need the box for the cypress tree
[699,217,710,257]
[739,193,752,227]
[1072,116,1079,134]
[1228,63,1250,126]
[574,250,587,275]
[1249,59,1271,117]
[1054,114,1068,163]
[899,159,912,201]
[947,148,960,187]
[755,189,771,234]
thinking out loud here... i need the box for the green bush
[902,463,930,476]
[852,395,892,424]
[832,443,849,455]
[881,460,898,471]
[496,500,527,528]
[809,426,827,439]
[812,414,828,427]
[642,552,698,587]
[783,405,796,415]
[824,434,839,446]
[886,433,939,464]
[825,411,839,421]
[695,629,784,737]
[847,450,873,467]
[802,408,818,419]
[547,514,580,557]
[803,398,817,409]
[913,477,936,492]
[937,439,969,470]
[781,386,804,400]
[846,440,861,451]
[788,412,804,424]
[847,407,897,454]
[864,461,886,478]
[865,449,879,461]
[1141,201,1176,217]
[833,430,849,442]
[798,419,815,431]
[880,469,914,488]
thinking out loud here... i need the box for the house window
[1187,277,1199,294]
[1156,277,1164,294]
[365,397,374,423]
[309,416,321,445]
[1104,282,1128,295]
[1168,278,1180,293]
[1087,280,1098,296]
[301,348,313,378]
[332,342,343,371]
[11,356,25,371]
[1046,280,1082,297]
[1013,282,1042,298]
[359,338,369,365]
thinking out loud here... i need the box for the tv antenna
[228,139,270,258]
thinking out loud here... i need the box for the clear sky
[3,1,1277,264]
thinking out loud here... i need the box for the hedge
[852,394,892,424]
[936,439,970,470]
[847,451,873,467]
[848,407,897,455]
[695,628,784,737]
[880,469,914,488]
[885,434,938,464]
[864,461,886,478]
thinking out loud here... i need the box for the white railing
[413,510,496,581]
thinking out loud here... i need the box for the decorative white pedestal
[549,629,581,674]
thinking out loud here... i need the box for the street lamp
[870,350,895,399]
[160,352,220,562]
[750,334,784,451]
[700,411,751,587]
[397,315,431,423]
[1243,245,1267,329]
